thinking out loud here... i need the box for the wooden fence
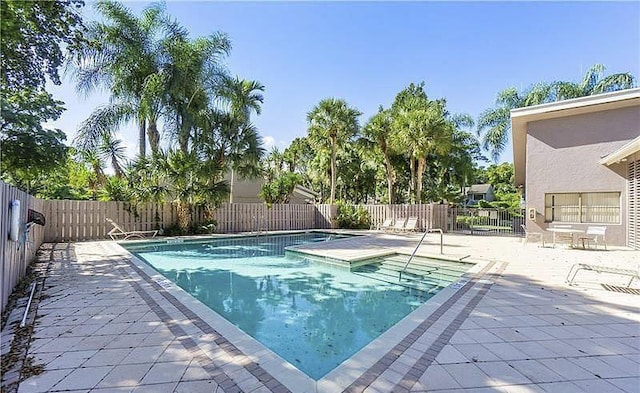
[1,181,45,313]
[211,204,316,233]
[41,200,191,242]
[1,181,454,313]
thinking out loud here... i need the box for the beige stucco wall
[231,178,263,203]
[525,106,640,246]
[229,176,315,204]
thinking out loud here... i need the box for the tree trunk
[330,137,337,204]
[138,118,146,157]
[229,167,235,203]
[381,141,395,204]
[147,120,160,154]
[409,156,416,203]
[179,124,189,153]
[416,156,425,204]
[112,158,124,178]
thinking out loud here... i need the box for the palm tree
[216,77,265,202]
[394,98,451,203]
[197,109,265,203]
[362,107,397,203]
[98,133,126,177]
[218,76,265,123]
[307,98,361,204]
[159,149,228,231]
[163,34,231,152]
[478,64,636,160]
[69,0,174,156]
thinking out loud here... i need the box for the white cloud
[263,135,276,149]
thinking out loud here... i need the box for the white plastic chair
[379,218,393,231]
[392,217,407,232]
[402,217,419,232]
[578,226,607,250]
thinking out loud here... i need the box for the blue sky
[49,1,640,164]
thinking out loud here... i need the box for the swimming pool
[124,232,462,379]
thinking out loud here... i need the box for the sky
[48,1,640,165]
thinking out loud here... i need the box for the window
[545,192,620,224]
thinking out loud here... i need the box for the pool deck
[3,231,639,393]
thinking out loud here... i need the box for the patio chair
[391,217,407,232]
[402,217,419,232]
[577,226,607,250]
[379,218,393,231]
[521,224,544,247]
[106,218,158,240]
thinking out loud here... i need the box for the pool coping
[108,235,497,393]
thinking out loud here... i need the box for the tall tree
[391,83,451,203]
[362,107,397,203]
[163,34,231,152]
[307,98,361,204]
[478,64,636,160]
[216,77,265,202]
[0,0,84,191]
[70,0,170,156]
[197,110,265,203]
[70,1,231,158]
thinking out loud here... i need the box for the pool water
[125,232,440,379]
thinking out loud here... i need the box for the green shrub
[335,202,371,229]
[476,199,492,208]
[163,223,184,236]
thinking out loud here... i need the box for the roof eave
[599,136,640,166]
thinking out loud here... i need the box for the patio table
[546,227,585,248]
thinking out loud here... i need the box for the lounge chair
[521,224,544,247]
[402,217,419,232]
[566,263,639,287]
[106,218,158,240]
[379,218,393,231]
[391,217,407,232]
[577,226,607,250]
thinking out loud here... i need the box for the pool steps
[351,255,470,293]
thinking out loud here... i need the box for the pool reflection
[163,265,431,380]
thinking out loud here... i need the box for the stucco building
[511,88,640,249]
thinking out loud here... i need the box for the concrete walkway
[7,233,640,392]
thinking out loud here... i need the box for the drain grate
[601,284,640,295]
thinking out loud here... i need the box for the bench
[566,263,639,287]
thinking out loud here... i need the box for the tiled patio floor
[6,232,640,392]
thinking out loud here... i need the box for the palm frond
[593,73,636,94]
[74,103,136,151]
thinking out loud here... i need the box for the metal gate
[449,207,525,236]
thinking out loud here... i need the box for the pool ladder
[399,228,443,281]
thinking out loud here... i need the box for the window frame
[544,191,621,224]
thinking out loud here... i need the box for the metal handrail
[253,215,265,236]
[399,228,444,281]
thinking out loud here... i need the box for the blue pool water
[124,232,438,379]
